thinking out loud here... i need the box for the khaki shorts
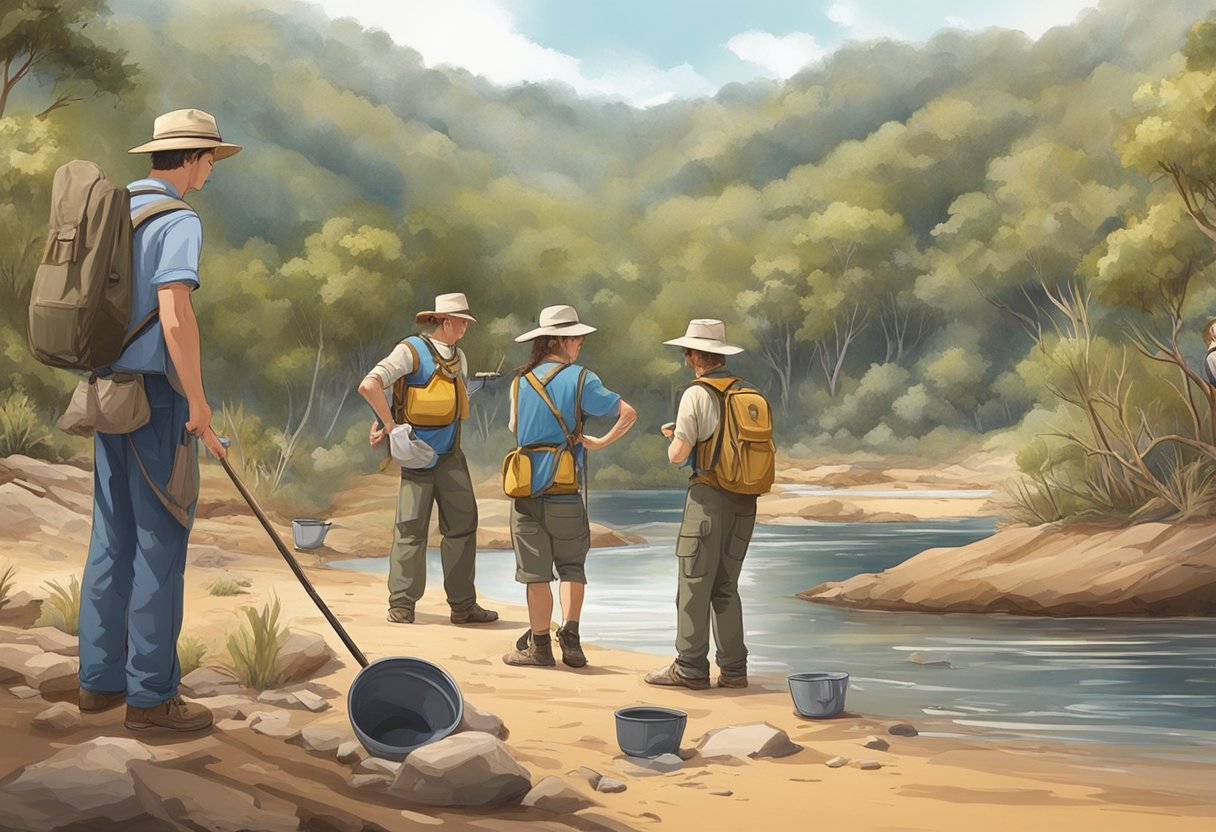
[511,495,590,584]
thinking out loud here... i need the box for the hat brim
[663,336,744,355]
[128,138,242,160]
[515,323,597,343]
[416,311,477,324]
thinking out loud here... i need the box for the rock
[570,766,603,789]
[347,773,392,791]
[888,723,919,737]
[291,719,354,754]
[457,700,510,739]
[13,626,78,656]
[862,736,890,751]
[337,740,366,765]
[275,632,334,683]
[859,760,882,770]
[0,482,67,536]
[9,684,40,699]
[32,702,80,731]
[292,689,329,712]
[258,688,331,712]
[128,760,301,832]
[1,737,177,830]
[23,652,78,695]
[0,591,43,628]
[906,652,952,669]
[188,694,258,720]
[389,732,532,809]
[676,747,697,761]
[825,756,849,768]
[215,718,247,732]
[697,723,803,760]
[596,776,627,794]
[522,775,600,813]
[710,789,733,797]
[359,757,402,776]
[248,710,298,740]
[180,666,244,697]
[0,643,42,683]
[622,752,683,773]
[399,808,445,825]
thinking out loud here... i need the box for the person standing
[358,293,498,626]
[78,109,237,731]
[501,305,636,668]
[645,319,774,690]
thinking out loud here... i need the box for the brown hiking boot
[124,695,213,732]
[387,607,415,624]
[503,630,556,667]
[79,688,125,713]
[644,662,710,691]
[450,603,499,625]
[717,674,748,689]
[555,624,586,668]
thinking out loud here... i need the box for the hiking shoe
[387,607,415,624]
[643,662,710,691]
[717,674,748,689]
[503,631,556,667]
[450,603,499,625]
[124,695,213,732]
[79,688,125,713]
[555,624,587,668]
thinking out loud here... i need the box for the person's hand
[199,426,227,460]
[370,420,388,448]
[581,434,606,451]
[660,422,675,440]
[186,400,213,438]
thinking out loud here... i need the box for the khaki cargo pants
[673,483,757,680]
[388,448,479,614]
[510,494,591,584]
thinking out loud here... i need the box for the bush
[226,596,288,690]
[177,636,208,677]
[0,562,15,607]
[35,575,80,635]
[207,576,250,596]
[0,391,54,459]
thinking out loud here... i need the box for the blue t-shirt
[112,179,201,374]
[513,362,621,495]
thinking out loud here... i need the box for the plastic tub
[292,518,332,549]
[348,657,464,762]
[614,705,687,758]
[788,671,849,718]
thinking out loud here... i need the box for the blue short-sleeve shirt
[112,179,201,375]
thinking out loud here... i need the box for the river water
[331,489,1216,762]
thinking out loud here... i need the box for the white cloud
[938,1,1099,39]
[726,31,827,79]
[826,2,857,27]
[945,16,967,28]
[311,0,713,106]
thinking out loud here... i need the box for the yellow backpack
[391,337,470,428]
[692,376,775,495]
[502,364,586,498]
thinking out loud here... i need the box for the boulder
[180,666,244,697]
[522,776,600,813]
[32,702,80,732]
[457,701,509,739]
[888,723,919,737]
[23,652,78,695]
[128,760,301,832]
[0,483,65,536]
[0,643,42,683]
[291,719,354,754]
[696,723,803,760]
[0,591,43,628]
[13,626,78,656]
[276,632,334,683]
[389,732,532,809]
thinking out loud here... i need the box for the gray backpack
[28,161,192,371]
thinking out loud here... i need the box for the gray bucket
[348,657,464,761]
[788,671,849,718]
[292,518,332,549]
[614,706,687,758]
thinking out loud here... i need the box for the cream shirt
[365,336,468,389]
[674,383,721,446]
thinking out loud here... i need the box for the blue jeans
[78,374,195,708]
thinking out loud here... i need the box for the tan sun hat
[515,305,597,342]
[128,109,241,160]
[416,292,477,324]
[663,319,744,355]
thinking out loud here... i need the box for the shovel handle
[216,445,369,669]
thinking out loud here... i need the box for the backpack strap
[523,369,576,451]
[416,334,461,379]
[692,376,740,476]
[131,198,193,230]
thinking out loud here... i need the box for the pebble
[888,723,919,737]
[825,756,849,768]
[859,760,882,770]
[32,702,81,731]
[862,736,890,751]
[709,789,733,797]
[399,809,444,825]
[9,685,39,699]
[596,776,627,794]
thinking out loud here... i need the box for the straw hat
[515,305,597,342]
[663,319,744,355]
[128,109,242,159]
[416,292,477,324]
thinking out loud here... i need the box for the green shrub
[34,575,80,635]
[177,636,208,677]
[226,596,288,690]
[0,562,16,607]
[206,576,250,596]
[0,391,53,459]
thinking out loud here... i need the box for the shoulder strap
[131,198,193,230]
[523,371,577,452]
[574,367,588,437]
[692,377,738,475]
[399,338,421,375]
[510,375,521,440]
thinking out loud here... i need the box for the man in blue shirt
[78,109,238,732]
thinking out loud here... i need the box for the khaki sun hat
[663,319,744,355]
[128,108,242,160]
[515,305,597,342]
[416,292,477,324]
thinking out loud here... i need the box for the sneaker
[387,607,415,624]
[555,624,586,668]
[124,695,213,732]
[503,630,556,667]
[450,603,499,625]
[643,662,710,691]
[717,674,748,689]
[79,688,125,713]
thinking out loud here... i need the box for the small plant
[177,636,208,677]
[206,576,250,597]
[0,391,53,459]
[34,574,81,635]
[0,562,16,608]
[226,596,288,690]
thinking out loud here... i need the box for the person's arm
[582,401,637,450]
[357,343,413,447]
[158,283,225,460]
[668,435,693,465]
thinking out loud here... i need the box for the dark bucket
[614,706,687,758]
[788,671,849,718]
[348,657,464,761]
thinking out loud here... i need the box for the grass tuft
[226,596,288,690]
[177,635,208,677]
[34,574,80,635]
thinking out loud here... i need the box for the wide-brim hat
[128,108,242,160]
[663,319,744,355]
[416,292,477,324]
[515,305,597,342]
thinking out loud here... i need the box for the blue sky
[311,0,1099,106]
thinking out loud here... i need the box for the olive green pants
[387,449,479,613]
[510,494,591,584]
[673,483,757,679]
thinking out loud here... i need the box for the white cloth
[365,336,468,389]
[388,422,436,469]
